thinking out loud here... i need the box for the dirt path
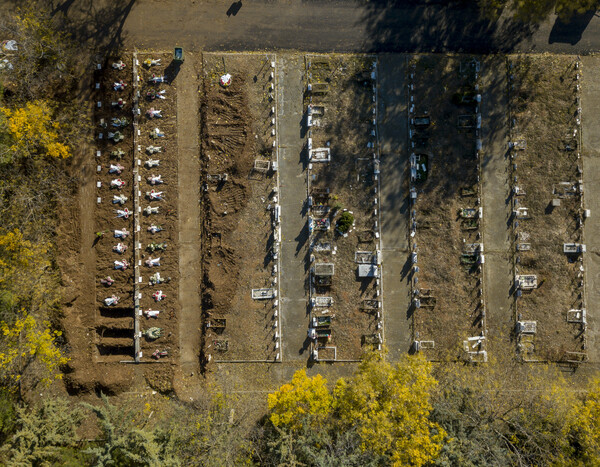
[49,0,600,55]
[582,56,600,365]
[377,54,412,359]
[277,55,310,362]
[59,62,98,377]
[176,52,202,373]
[480,57,513,358]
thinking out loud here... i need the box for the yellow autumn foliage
[0,311,67,386]
[333,352,445,467]
[268,369,332,431]
[2,100,70,159]
[0,228,41,280]
[0,229,50,312]
[557,378,600,465]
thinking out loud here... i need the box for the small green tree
[0,390,16,445]
[555,0,600,19]
[179,393,253,466]
[336,212,354,233]
[83,394,181,467]
[2,398,84,465]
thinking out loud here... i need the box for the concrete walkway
[177,53,202,371]
[277,55,310,361]
[378,55,411,360]
[480,57,513,357]
[582,56,600,364]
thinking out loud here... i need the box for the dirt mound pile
[201,73,253,319]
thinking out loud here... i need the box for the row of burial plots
[508,55,587,364]
[136,53,180,362]
[93,56,136,362]
[409,56,487,362]
[304,55,383,362]
[200,54,281,364]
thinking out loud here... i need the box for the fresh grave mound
[200,53,278,363]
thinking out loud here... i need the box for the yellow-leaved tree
[0,311,67,387]
[0,229,65,391]
[560,378,600,465]
[267,369,332,431]
[0,229,52,315]
[333,352,445,467]
[2,100,70,160]
[0,228,43,281]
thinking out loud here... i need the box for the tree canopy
[268,369,332,431]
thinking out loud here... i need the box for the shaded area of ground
[10,0,600,54]
[377,54,412,359]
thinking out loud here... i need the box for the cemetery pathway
[481,57,513,359]
[377,55,412,359]
[581,56,600,366]
[277,55,311,362]
[177,52,202,372]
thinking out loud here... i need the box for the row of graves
[93,53,179,363]
[199,55,282,363]
[508,55,587,364]
[304,55,383,362]
[93,56,136,362]
[135,53,180,363]
[409,57,488,362]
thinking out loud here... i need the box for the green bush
[0,390,15,444]
[337,212,354,233]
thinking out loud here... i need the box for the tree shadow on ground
[549,10,596,45]
[359,0,537,53]
[11,0,138,57]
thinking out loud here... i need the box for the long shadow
[549,11,596,45]
[400,255,412,279]
[41,0,137,57]
[294,220,309,256]
[360,0,537,53]
[226,1,243,17]
[358,277,372,294]
[298,335,311,355]
[300,108,308,139]
[51,0,77,16]
[164,59,182,83]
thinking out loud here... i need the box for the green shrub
[337,212,354,233]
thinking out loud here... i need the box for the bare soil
[200,54,278,363]
[94,56,136,363]
[137,52,180,362]
[509,54,585,362]
[410,55,484,360]
[304,55,380,360]
[58,51,182,395]
[58,53,138,395]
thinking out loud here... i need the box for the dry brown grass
[511,54,585,361]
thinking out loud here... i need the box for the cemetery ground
[137,52,180,365]
[509,55,587,363]
[61,50,182,394]
[200,53,280,363]
[93,58,135,364]
[304,55,381,361]
[58,51,600,404]
[409,55,487,362]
